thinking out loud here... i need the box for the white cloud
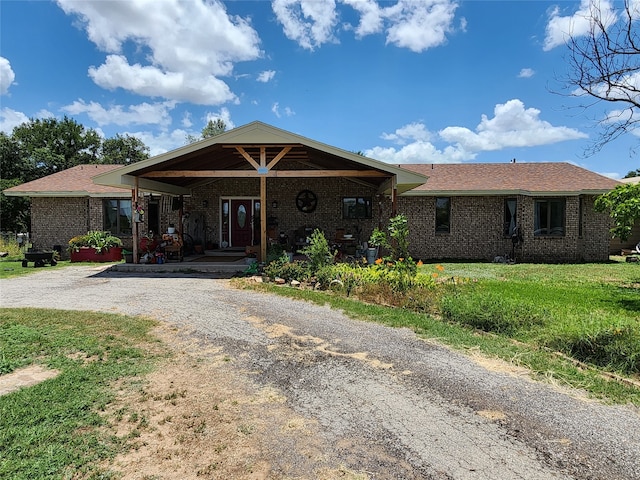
[544,0,617,51]
[257,70,276,83]
[342,0,384,37]
[272,0,339,51]
[518,68,535,78]
[440,99,587,151]
[342,0,458,52]
[365,99,588,164]
[381,122,433,144]
[61,99,175,127]
[0,57,16,95]
[128,129,191,156]
[56,0,262,104]
[204,107,235,130]
[0,107,28,133]
[182,112,193,129]
[271,102,295,118]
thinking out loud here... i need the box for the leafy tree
[625,169,640,178]
[594,183,640,241]
[186,119,227,144]
[100,133,149,165]
[11,116,101,176]
[563,0,640,154]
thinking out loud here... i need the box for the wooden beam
[141,169,389,178]
[235,146,260,170]
[260,146,266,167]
[266,146,291,169]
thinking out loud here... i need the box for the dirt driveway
[1,265,639,479]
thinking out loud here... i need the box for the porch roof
[92,121,428,196]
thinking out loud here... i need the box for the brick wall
[30,197,133,258]
[396,194,611,263]
[184,177,379,247]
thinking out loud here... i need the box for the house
[3,121,620,263]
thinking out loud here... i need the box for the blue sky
[1,0,638,179]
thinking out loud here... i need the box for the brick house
[4,121,620,262]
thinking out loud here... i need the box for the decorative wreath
[296,189,318,213]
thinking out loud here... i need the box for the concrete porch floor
[110,249,253,275]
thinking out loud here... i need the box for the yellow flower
[375,258,383,265]
[417,260,423,267]
[432,273,439,278]
[436,264,445,272]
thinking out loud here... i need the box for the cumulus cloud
[56,0,262,104]
[61,99,175,127]
[257,70,276,82]
[0,57,16,95]
[274,0,458,52]
[0,107,28,133]
[440,99,587,151]
[204,107,235,130]
[518,68,535,78]
[543,0,617,51]
[272,0,339,51]
[365,99,588,164]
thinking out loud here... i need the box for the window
[504,199,517,236]
[435,197,450,233]
[578,196,584,238]
[103,199,132,235]
[342,197,372,219]
[534,199,565,236]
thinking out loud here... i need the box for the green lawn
[0,308,160,479]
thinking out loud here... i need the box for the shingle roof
[3,164,129,197]
[400,162,620,195]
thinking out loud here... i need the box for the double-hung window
[103,199,132,235]
[534,199,565,236]
[342,197,372,219]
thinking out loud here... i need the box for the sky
[1,0,638,180]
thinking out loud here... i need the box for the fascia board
[400,189,611,197]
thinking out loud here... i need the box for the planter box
[70,247,123,263]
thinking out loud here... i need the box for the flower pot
[70,247,123,263]
[366,247,378,265]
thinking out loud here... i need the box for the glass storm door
[230,199,254,247]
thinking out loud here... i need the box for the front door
[230,199,254,247]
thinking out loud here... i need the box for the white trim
[219,196,260,248]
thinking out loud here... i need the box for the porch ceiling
[130,143,393,190]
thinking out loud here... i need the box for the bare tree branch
[562,0,640,155]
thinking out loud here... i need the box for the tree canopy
[1,117,150,232]
[594,182,640,241]
[186,119,227,144]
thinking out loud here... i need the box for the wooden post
[391,175,398,217]
[260,176,267,262]
[132,179,139,264]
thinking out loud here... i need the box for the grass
[241,258,640,405]
[0,308,160,479]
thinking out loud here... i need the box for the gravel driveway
[1,265,639,479]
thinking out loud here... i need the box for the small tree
[387,214,410,259]
[300,229,334,273]
[594,183,640,241]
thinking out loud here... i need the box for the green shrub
[264,254,311,283]
[547,322,640,374]
[440,291,548,334]
[68,231,122,253]
[300,229,334,273]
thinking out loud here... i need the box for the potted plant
[68,231,124,262]
[367,227,387,264]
